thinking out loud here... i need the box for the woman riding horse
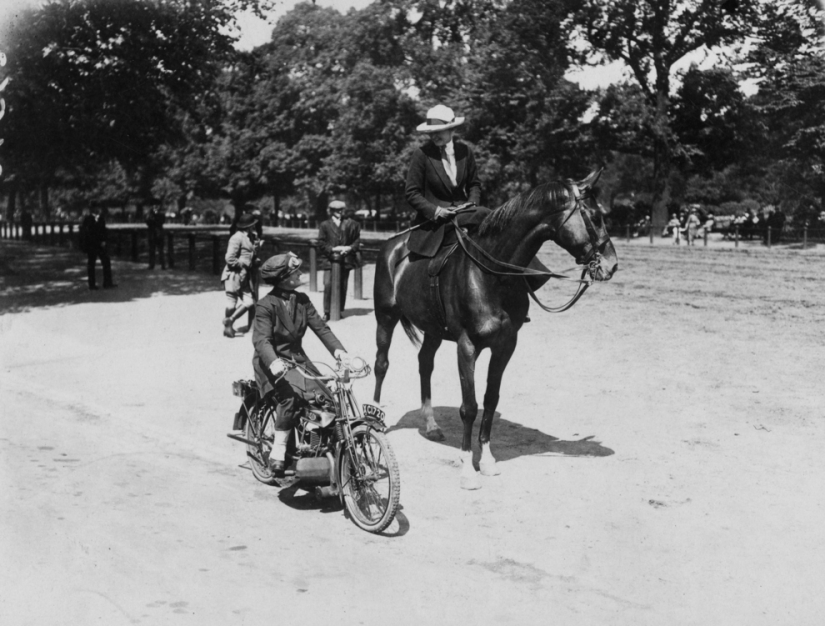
[374,168,618,489]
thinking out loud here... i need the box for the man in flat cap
[252,252,351,473]
[318,199,361,321]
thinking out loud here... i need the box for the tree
[0,0,270,219]
[571,0,763,227]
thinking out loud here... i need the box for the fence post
[767,226,772,249]
[212,235,221,275]
[354,263,363,300]
[309,241,318,292]
[734,224,739,249]
[625,224,631,242]
[803,223,808,250]
[188,234,196,270]
[131,231,139,262]
[58,223,65,247]
[167,232,175,268]
[330,253,342,321]
[703,228,708,247]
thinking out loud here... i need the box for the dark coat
[145,210,165,240]
[318,217,362,270]
[252,288,345,398]
[405,141,483,257]
[80,213,108,252]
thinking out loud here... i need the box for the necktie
[440,146,456,185]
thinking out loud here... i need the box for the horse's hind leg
[457,334,481,490]
[418,333,444,441]
[478,338,517,477]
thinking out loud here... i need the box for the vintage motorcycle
[227,357,401,534]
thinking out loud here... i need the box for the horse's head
[551,168,618,282]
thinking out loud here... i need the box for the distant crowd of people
[662,207,715,245]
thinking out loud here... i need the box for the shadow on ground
[388,406,614,461]
[0,241,220,314]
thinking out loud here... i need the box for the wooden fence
[0,221,381,320]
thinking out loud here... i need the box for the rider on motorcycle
[252,252,351,473]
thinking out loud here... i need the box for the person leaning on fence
[221,213,262,338]
[79,203,116,290]
[145,200,166,270]
[318,199,361,321]
[252,252,351,474]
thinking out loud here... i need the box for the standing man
[318,199,361,321]
[145,199,166,270]
[80,202,116,290]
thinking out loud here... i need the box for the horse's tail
[399,314,422,349]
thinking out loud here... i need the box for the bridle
[451,181,609,313]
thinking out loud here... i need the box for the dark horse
[372,169,618,489]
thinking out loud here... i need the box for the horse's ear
[578,167,604,190]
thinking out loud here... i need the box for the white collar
[442,140,455,156]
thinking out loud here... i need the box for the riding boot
[223,307,236,338]
[269,429,289,473]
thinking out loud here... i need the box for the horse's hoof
[479,461,501,476]
[461,473,482,490]
[425,428,445,442]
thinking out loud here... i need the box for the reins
[449,185,605,313]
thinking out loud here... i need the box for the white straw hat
[416,104,465,133]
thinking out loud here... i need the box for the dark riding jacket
[405,141,484,257]
[252,288,344,398]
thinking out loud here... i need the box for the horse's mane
[478,180,572,237]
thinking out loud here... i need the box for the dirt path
[1,239,824,625]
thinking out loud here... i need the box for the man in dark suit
[253,252,351,472]
[80,203,115,290]
[405,104,487,257]
[145,200,166,269]
[318,200,361,320]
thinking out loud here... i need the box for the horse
[372,168,619,489]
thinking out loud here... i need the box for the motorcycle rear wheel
[339,425,400,533]
[246,404,279,485]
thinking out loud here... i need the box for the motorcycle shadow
[388,406,614,462]
[277,486,411,537]
[277,485,343,514]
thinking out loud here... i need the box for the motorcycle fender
[350,417,386,433]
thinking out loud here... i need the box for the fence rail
[0,221,384,320]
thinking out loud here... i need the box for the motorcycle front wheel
[246,404,279,485]
[339,425,400,533]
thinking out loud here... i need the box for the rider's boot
[269,429,289,474]
[223,307,236,338]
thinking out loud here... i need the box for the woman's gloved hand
[269,359,288,377]
[334,349,351,369]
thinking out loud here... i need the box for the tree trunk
[650,74,673,231]
[5,183,17,221]
[39,184,50,220]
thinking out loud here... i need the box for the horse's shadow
[388,406,614,461]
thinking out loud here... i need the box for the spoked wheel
[245,404,279,485]
[339,425,400,533]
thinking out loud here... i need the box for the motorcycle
[227,357,401,534]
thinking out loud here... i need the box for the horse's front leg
[478,336,517,477]
[418,333,444,441]
[457,334,481,490]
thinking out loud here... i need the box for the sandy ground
[1,235,824,625]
